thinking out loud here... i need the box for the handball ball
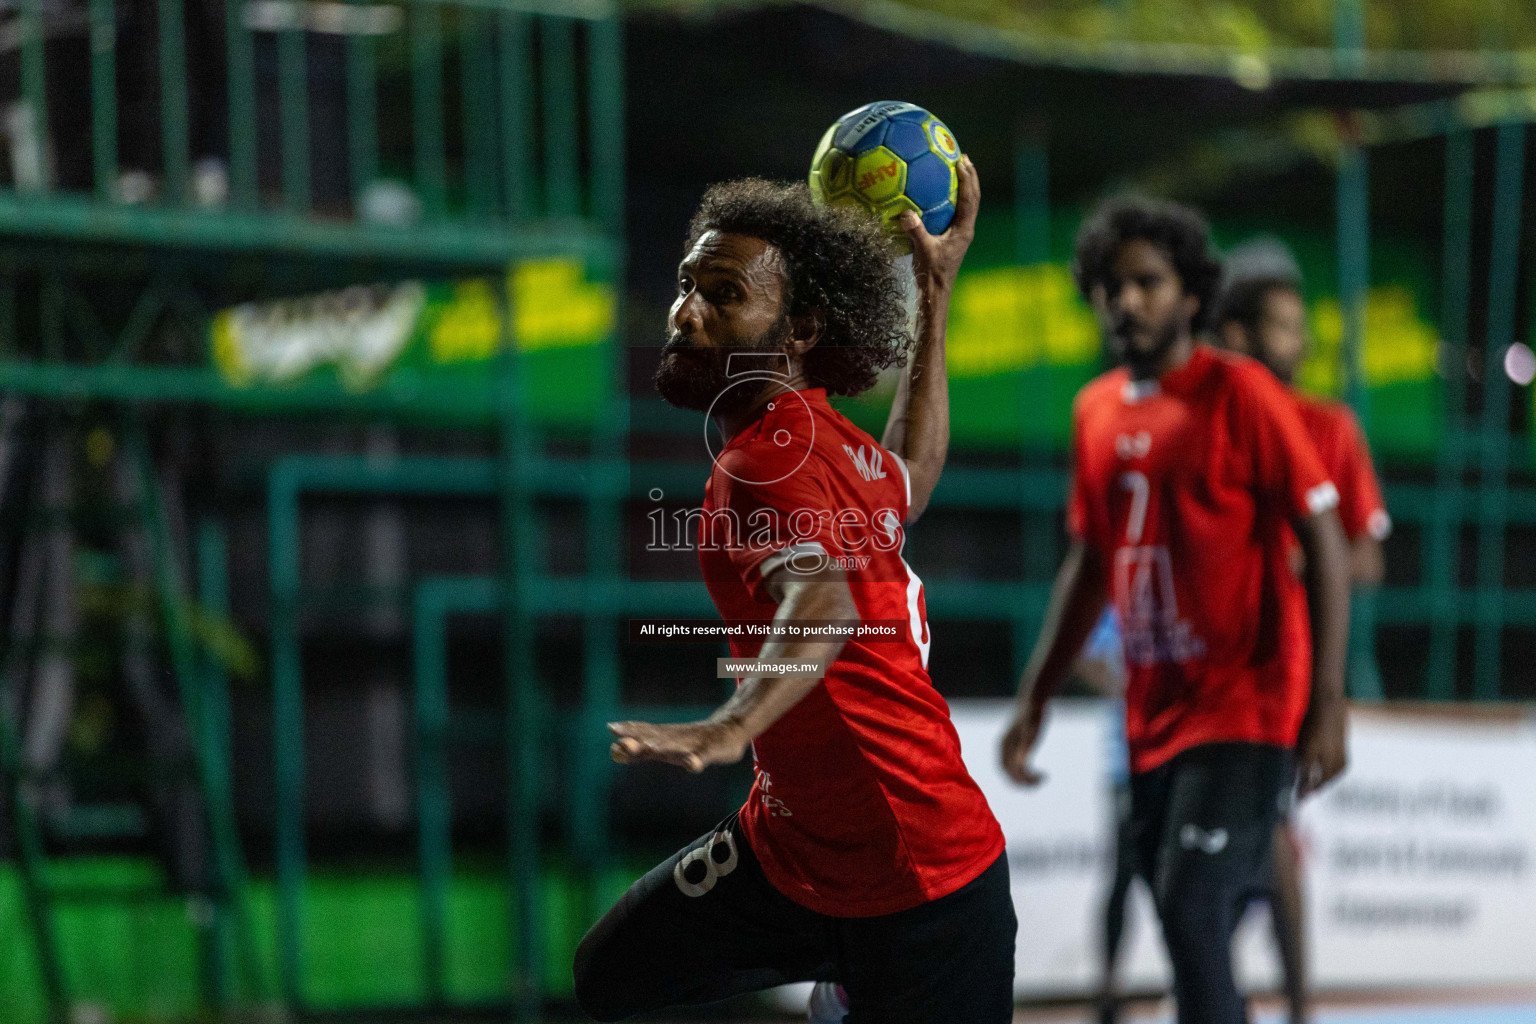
[808,101,962,254]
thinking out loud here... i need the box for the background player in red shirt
[1213,257,1390,582]
[999,197,1352,1024]
[575,163,1018,1023]
[1212,255,1391,1024]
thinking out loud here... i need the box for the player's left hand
[999,701,1048,787]
[1295,694,1348,797]
[899,154,978,294]
[608,718,749,773]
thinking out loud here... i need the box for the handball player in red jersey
[999,198,1352,1024]
[1212,257,1390,1024]
[1213,261,1390,582]
[575,160,1017,1024]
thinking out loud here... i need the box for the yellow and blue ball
[808,101,962,254]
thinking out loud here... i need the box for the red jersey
[1294,396,1390,543]
[699,387,1004,917]
[1068,346,1338,774]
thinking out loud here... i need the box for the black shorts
[1129,742,1294,1024]
[573,812,1016,1023]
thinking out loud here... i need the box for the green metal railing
[0,0,621,260]
[1403,118,1531,700]
[1472,123,1526,698]
[0,2,626,1022]
[410,575,718,1005]
[194,520,264,1010]
[0,413,270,1022]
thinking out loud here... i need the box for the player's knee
[572,928,633,1022]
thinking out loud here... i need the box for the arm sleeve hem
[754,542,830,582]
[1305,481,1340,516]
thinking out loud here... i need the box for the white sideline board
[946,698,1536,996]
[773,699,1536,1011]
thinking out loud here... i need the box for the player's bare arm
[1293,507,1350,795]
[1350,534,1384,587]
[880,156,979,523]
[1292,532,1382,587]
[1000,539,1109,786]
[608,559,855,773]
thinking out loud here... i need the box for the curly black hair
[1072,196,1224,332]
[687,179,910,397]
[1213,274,1301,337]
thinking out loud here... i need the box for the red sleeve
[1334,408,1391,541]
[709,444,845,604]
[1236,367,1338,522]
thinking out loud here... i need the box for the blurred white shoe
[806,981,849,1023]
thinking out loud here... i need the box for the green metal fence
[0,1,625,1021]
[6,0,621,241]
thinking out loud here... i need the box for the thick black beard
[1119,315,1183,378]
[653,317,792,413]
[1260,351,1297,387]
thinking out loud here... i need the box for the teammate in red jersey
[575,163,1017,1023]
[1000,198,1351,1024]
[1212,262,1390,1024]
[1214,267,1389,580]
